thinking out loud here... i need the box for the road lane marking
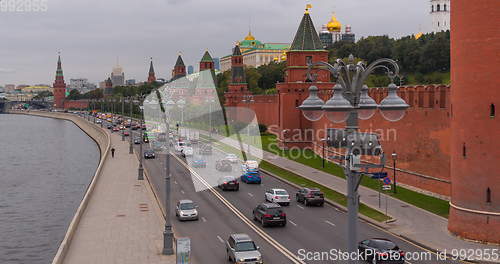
[171,154,306,264]
[174,180,178,185]
[216,235,224,243]
[247,192,254,197]
[201,216,207,222]
[325,220,336,227]
[297,205,304,210]
[288,220,297,226]
[180,190,185,194]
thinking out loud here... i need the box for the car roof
[231,233,252,242]
[271,188,287,192]
[178,199,193,204]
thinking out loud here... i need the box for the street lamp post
[206,97,215,138]
[298,55,409,262]
[138,96,145,180]
[160,97,176,255]
[121,97,125,141]
[392,151,397,194]
[129,96,134,154]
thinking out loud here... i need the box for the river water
[0,114,100,264]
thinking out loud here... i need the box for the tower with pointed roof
[147,58,156,84]
[275,5,333,148]
[200,50,214,71]
[225,44,250,106]
[53,54,67,108]
[172,54,186,80]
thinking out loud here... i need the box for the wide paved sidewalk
[213,133,498,255]
[62,129,175,264]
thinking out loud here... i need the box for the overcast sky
[0,0,430,85]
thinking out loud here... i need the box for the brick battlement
[369,84,451,109]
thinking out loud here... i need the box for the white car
[175,141,186,152]
[182,146,194,156]
[225,154,239,163]
[265,189,290,206]
[242,160,259,172]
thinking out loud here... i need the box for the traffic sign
[382,185,392,191]
[370,172,388,179]
[382,177,391,185]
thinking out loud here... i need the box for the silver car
[226,233,263,264]
[175,200,198,221]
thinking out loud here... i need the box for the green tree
[66,89,82,100]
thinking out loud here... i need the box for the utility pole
[129,96,133,154]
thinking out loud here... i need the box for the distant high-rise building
[69,78,96,94]
[319,24,333,48]
[187,65,194,75]
[5,84,15,92]
[111,63,125,87]
[341,25,355,43]
[212,57,220,71]
[430,0,450,32]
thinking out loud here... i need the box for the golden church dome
[244,31,255,41]
[327,13,342,32]
[415,32,423,39]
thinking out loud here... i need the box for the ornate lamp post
[392,151,397,194]
[177,98,186,126]
[129,96,134,154]
[121,97,125,141]
[205,97,215,137]
[138,95,146,180]
[161,97,176,255]
[298,55,409,261]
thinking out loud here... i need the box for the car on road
[241,171,261,184]
[358,238,405,264]
[143,133,149,143]
[107,124,113,129]
[225,153,239,163]
[252,202,286,227]
[226,233,263,264]
[182,146,193,156]
[175,200,199,221]
[217,176,239,191]
[215,159,232,172]
[242,160,259,173]
[134,138,141,144]
[265,189,290,206]
[96,119,102,124]
[112,127,120,132]
[295,187,325,206]
[191,156,207,168]
[123,131,130,136]
[174,141,186,152]
[144,150,155,159]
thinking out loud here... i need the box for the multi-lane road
[97,116,464,264]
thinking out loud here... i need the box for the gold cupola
[327,13,342,32]
[244,30,255,41]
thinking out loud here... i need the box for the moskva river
[0,114,99,264]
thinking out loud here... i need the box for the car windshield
[275,190,288,195]
[179,203,195,210]
[178,142,185,146]
[235,241,257,252]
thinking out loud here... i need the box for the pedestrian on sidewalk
[111,147,115,158]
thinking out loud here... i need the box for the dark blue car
[241,171,262,184]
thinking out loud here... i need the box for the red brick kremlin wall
[232,84,453,197]
[64,100,89,109]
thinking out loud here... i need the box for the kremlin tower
[172,54,186,81]
[147,58,156,84]
[448,0,500,243]
[224,44,249,106]
[53,55,66,109]
[200,50,214,71]
[103,77,113,97]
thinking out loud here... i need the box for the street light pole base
[162,228,174,255]
[138,167,144,180]
[129,144,133,154]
